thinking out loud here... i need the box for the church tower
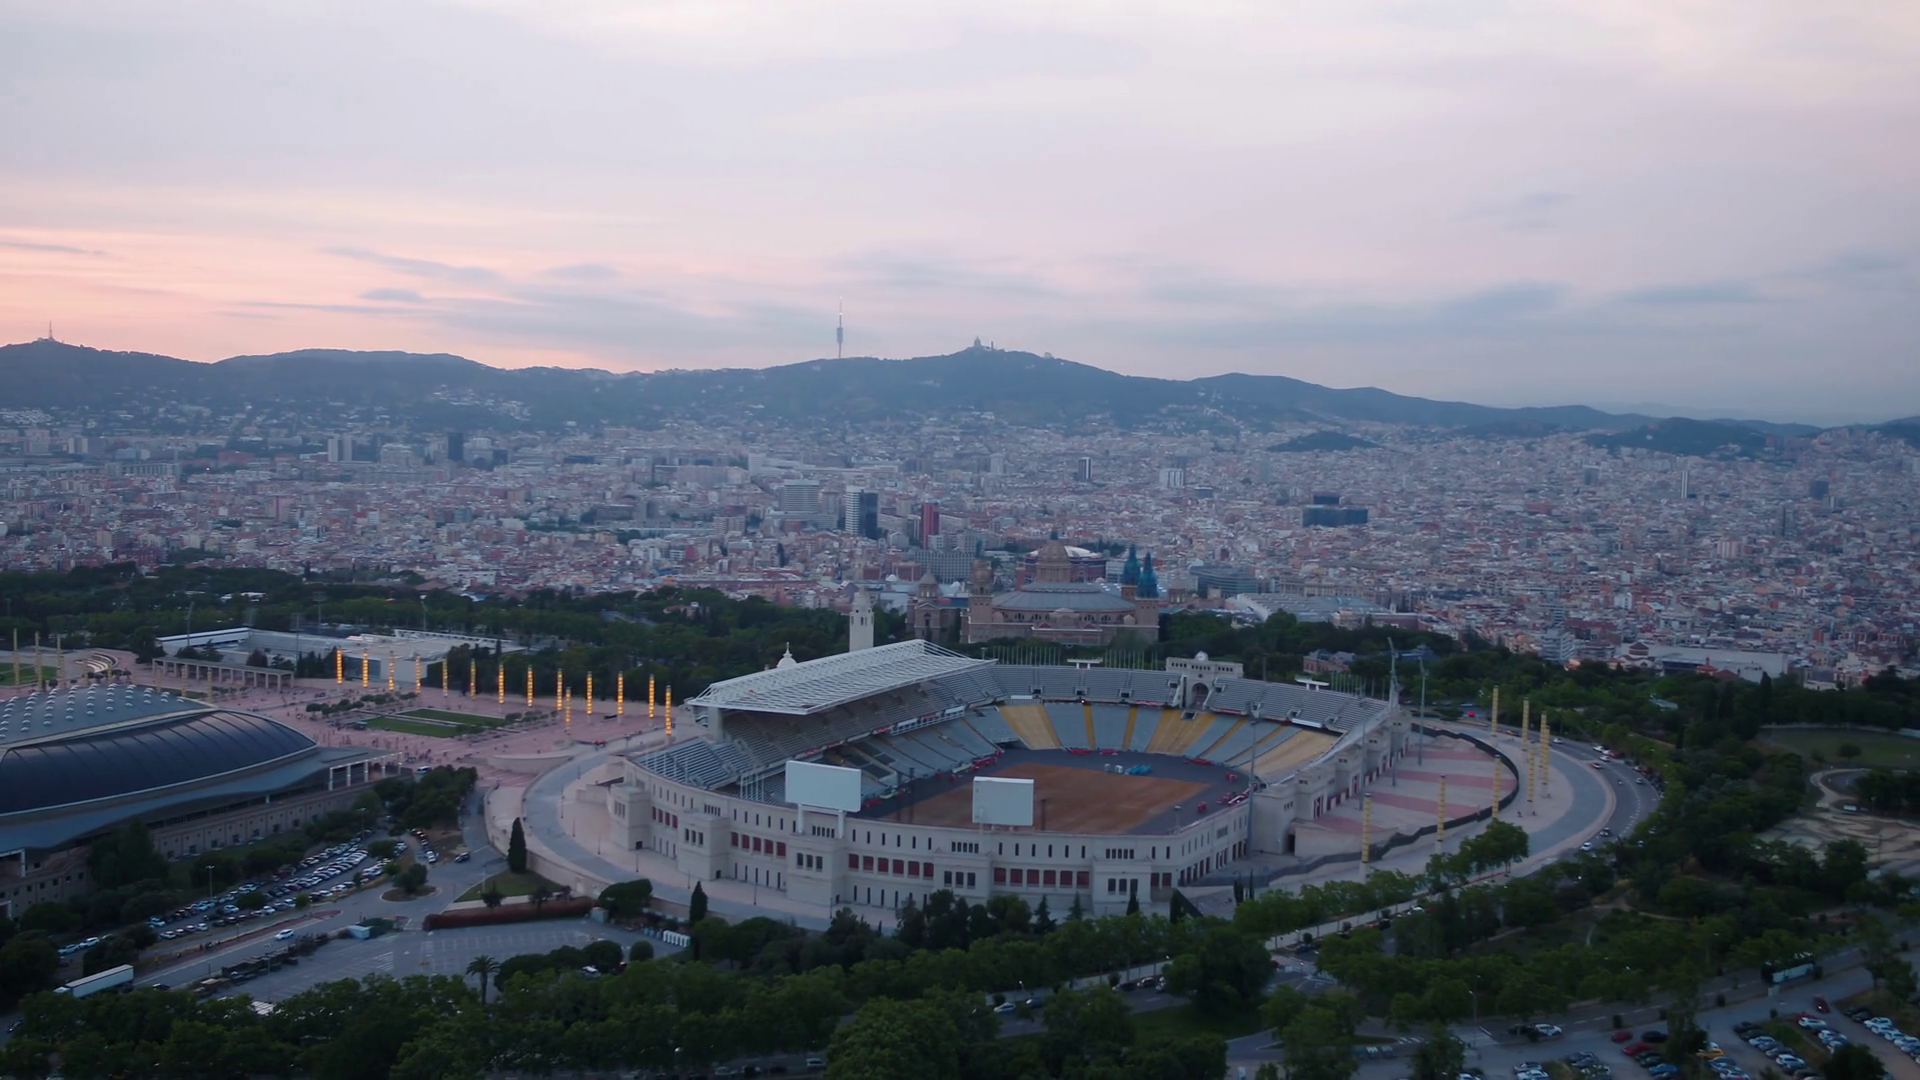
[848,587,875,652]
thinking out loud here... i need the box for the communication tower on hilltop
[836,299,844,359]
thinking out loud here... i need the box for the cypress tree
[507,817,528,874]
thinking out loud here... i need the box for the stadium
[610,639,1491,919]
[0,685,388,917]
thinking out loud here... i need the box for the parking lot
[194,923,671,1004]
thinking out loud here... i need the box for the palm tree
[466,954,500,1004]
[529,886,551,914]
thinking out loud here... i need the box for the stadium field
[887,762,1209,834]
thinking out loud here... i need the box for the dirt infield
[885,763,1209,834]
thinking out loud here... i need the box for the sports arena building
[610,639,1415,918]
[0,685,388,917]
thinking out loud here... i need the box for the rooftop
[0,685,196,744]
[686,639,995,716]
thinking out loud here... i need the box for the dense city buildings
[1,365,1916,685]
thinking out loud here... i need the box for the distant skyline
[2,1,1917,424]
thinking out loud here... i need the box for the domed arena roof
[0,709,316,815]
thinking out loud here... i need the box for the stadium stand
[1256,729,1337,774]
[633,739,752,790]
[1143,709,1185,754]
[966,709,1019,747]
[1202,717,1274,766]
[1125,707,1151,751]
[942,720,997,758]
[1091,705,1130,749]
[1193,716,1247,760]
[1047,703,1090,749]
[998,704,1062,750]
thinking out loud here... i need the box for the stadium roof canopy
[687,639,993,716]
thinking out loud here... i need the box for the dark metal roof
[0,710,316,815]
[0,747,372,853]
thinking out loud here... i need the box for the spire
[1121,544,1141,587]
[1138,553,1159,599]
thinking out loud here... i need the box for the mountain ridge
[0,338,1844,437]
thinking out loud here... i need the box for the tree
[827,997,962,1080]
[1169,925,1272,1013]
[0,934,58,1008]
[1034,896,1056,935]
[1262,984,1311,1036]
[1859,915,1914,998]
[1827,1044,1887,1080]
[1282,1005,1358,1080]
[87,820,168,891]
[481,887,504,910]
[1839,743,1863,761]
[1661,965,1706,1062]
[1126,888,1141,916]
[507,817,528,874]
[689,881,709,924]
[368,839,398,860]
[528,886,551,914]
[396,862,429,896]
[1412,1025,1467,1080]
[1041,985,1134,1073]
[16,902,79,936]
[465,954,500,1004]
[597,879,653,921]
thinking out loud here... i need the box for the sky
[1,1,1917,424]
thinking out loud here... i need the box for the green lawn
[0,665,56,686]
[402,707,511,728]
[368,715,470,739]
[457,870,563,902]
[1762,729,1920,770]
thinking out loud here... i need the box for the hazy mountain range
[5,339,1906,452]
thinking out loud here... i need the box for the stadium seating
[1047,703,1091,749]
[965,709,1019,747]
[1192,716,1248,761]
[1091,704,1130,749]
[633,739,754,790]
[1202,717,1275,766]
[998,704,1063,749]
[1143,709,1187,754]
[1204,678,1387,733]
[942,720,998,758]
[635,658,1390,808]
[1256,729,1336,774]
